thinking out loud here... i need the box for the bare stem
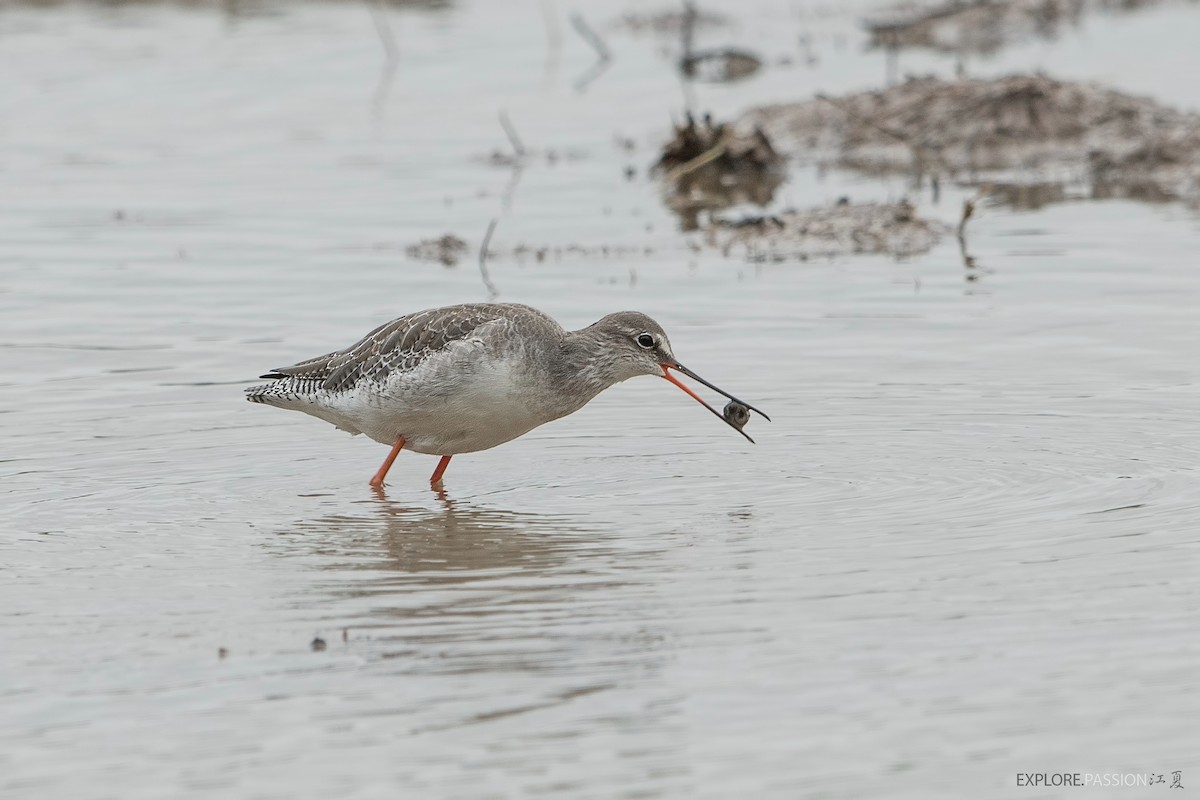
[366,0,398,62]
[540,0,563,56]
[366,0,399,118]
[498,110,526,159]
[957,197,976,241]
[570,12,612,91]
[479,219,500,301]
[570,12,611,62]
[663,143,726,184]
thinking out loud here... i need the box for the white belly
[326,350,564,454]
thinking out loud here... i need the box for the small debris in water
[342,628,349,643]
[613,134,637,152]
[499,242,658,262]
[405,234,469,267]
[707,200,947,260]
[680,48,762,82]
[218,647,229,660]
[723,401,751,431]
[482,147,586,168]
[311,637,327,652]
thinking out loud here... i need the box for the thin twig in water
[540,0,563,79]
[957,186,989,273]
[679,1,698,111]
[367,0,398,61]
[479,219,500,301]
[570,12,612,91]
[681,1,697,62]
[663,143,726,183]
[570,12,611,62]
[501,165,524,214]
[498,111,526,160]
[366,0,399,117]
[958,185,990,240]
[958,203,977,271]
[574,59,611,93]
[957,197,976,241]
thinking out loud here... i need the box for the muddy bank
[741,74,1200,206]
[653,115,946,259]
[614,7,729,35]
[864,0,1177,56]
[707,200,947,261]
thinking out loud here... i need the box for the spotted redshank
[245,303,768,488]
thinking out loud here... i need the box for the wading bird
[246,303,768,488]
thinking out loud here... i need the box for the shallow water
[2,1,1198,798]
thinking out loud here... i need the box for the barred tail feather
[244,380,363,435]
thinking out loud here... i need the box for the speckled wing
[256,304,556,396]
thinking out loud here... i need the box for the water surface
[1,1,1198,798]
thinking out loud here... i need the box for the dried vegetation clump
[707,200,948,261]
[742,74,1200,206]
[656,113,780,174]
[654,113,785,227]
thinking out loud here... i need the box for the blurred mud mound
[655,113,785,229]
[864,0,1174,56]
[8,0,453,7]
[616,7,729,34]
[405,234,468,266]
[707,200,947,261]
[742,74,1200,206]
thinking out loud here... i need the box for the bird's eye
[636,333,655,349]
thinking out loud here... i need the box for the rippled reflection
[269,492,665,677]
[262,493,687,751]
[279,490,602,580]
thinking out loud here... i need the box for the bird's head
[585,311,770,442]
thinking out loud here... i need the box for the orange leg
[369,436,406,489]
[429,455,452,485]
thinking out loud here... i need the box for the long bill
[660,362,771,444]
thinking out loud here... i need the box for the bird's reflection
[278,488,606,586]
[270,488,626,654]
[268,490,677,738]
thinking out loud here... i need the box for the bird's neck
[548,329,622,407]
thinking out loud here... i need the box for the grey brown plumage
[245,302,766,486]
[249,303,561,398]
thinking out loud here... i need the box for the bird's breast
[355,350,578,454]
